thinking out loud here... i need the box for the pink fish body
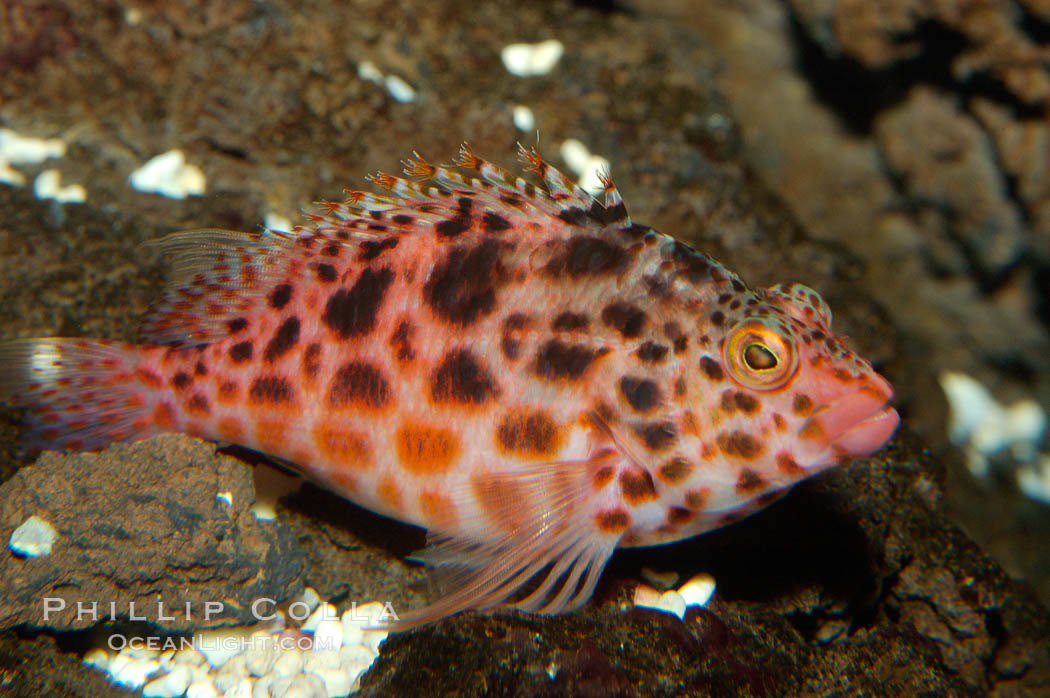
[0,145,899,627]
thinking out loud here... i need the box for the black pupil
[744,343,777,371]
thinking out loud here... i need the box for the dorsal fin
[138,228,298,345]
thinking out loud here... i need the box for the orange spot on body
[136,368,162,389]
[152,402,176,429]
[255,416,294,453]
[681,411,700,437]
[396,423,460,474]
[218,417,245,442]
[420,489,459,531]
[377,476,403,514]
[313,423,373,467]
[799,419,825,441]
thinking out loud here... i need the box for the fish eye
[743,343,777,371]
[725,320,798,390]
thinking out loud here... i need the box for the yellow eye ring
[724,320,798,390]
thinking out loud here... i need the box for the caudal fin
[0,338,161,453]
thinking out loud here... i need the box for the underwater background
[1,0,1049,695]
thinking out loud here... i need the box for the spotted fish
[0,145,899,628]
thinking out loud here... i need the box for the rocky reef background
[1,0,1049,695]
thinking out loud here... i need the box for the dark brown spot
[218,381,238,401]
[635,421,677,451]
[619,376,661,413]
[636,342,669,363]
[533,340,606,381]
[552,311,590,331]
[547,236,628,277]
[303,343,321,378]
[557,207,588,226]
[424,239,502,326]
[699,357,724,381]
[620,468,658,504]
[736,468,766,493]
[321,243,340,257]
[227,317,248,335]
[172,372,191,390]
[601,302,647,338]
[596,509,631,533]
[268,283,293,310]
[436,216,471,238]
[776,452,804,474]
[249,375,295,404]
[393,214,413,225]
[793,394,813,416]
[496,409,560,456]
[593,466,615,489]
[358,236,399,261]
[482,211,511,233]
[328,361,390,410]
[193,361,208,377]
[733,392,760,414]
[658,457,693,483]
[390,320,416,362]
[717,430,764,459]
[430,349,499,405]
[317,263,337,282]
[667,506,694,526]
[187,393,210,415]
[264,316,300,362]
[322,267,394,339]
[710,310,725,326]
[684,488,710,510]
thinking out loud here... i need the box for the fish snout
[799,373,900,465]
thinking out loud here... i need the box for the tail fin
[0,338,161,453]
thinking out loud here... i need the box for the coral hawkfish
[0,145,899,628]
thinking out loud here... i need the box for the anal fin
[382,455,622,631]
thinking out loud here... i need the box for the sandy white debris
[129,150,206,199]
[512,105,536,132]
[1017,454,1050,505]
[143,664,191,698]
[357,61,417,103]
[264,212,294,234]
[357,61,384,84]
[9,514,59,557]
[0,128,66,165]
[558,139,609,195]
[86,589,391,698]
[940,370,1048,478]
[633,572,717,619]
[0,159,26,186]
[678,573,717,608]
[501,39,564,77]
[384,75,417,103]
[33,169,86,204]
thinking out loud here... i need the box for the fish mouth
[800,376,901,465]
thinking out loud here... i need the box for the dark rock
[0,434,304,632]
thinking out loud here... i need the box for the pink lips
[802,372,900,461]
